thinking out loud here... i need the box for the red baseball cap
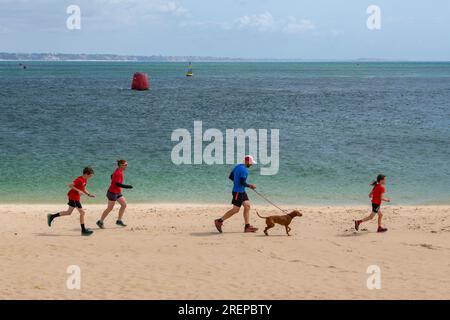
[244,155,257,165]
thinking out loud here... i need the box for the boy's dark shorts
[68,200,82,208]
[232,192,249,207]
[372,203,381,213]
[107,191,123,201]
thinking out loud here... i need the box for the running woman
[354,174,390,233]
[214,155,259,233]
[96,159,133,228]
[47,167,96,236]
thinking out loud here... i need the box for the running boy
[47,167,96,236]
[354,174,390,233]
[214,155,259,233]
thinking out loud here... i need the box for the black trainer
[116,220,127,227]
[81,229,94,236]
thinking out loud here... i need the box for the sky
[0,0,449,60]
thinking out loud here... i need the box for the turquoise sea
[0,61,449,205]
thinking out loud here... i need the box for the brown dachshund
[256,210,302,236]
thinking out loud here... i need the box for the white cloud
[234,11,315,34]
[82,0,190,30]
[94,0,189,16]
[236,11,274,31]
[156,1,189,16]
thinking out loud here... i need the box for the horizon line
[1,52,450,63]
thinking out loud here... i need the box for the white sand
[0,204,449,299]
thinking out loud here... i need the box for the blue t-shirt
[231,164,249,193]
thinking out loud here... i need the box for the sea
[0,61,449,205]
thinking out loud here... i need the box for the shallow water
[0,61,449,205]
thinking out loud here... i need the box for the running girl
[354,174,390,233]
[96,159,133,229]
[47,167,96,236]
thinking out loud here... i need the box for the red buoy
[131,72,149,90]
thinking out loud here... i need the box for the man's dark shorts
[107,191,123,201]
[232,192,249,207]
[68,200,82,208]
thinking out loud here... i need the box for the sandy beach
[0,203,449,300]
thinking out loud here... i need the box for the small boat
[186,62,193,77]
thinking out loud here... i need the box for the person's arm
[228,171,234,181]
[368,189,373,198]
[381,192,390,202]
[239,176,256,190]
[68,183,90,196]
[84,188,95,198]
[116,182,133,189]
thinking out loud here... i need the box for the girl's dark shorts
[68,200,82,208]
[372,203,381,213]
[232,192,249,207]
[107,191,123,201]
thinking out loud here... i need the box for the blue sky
[1,0,449,60]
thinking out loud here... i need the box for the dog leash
[251,189,288,214]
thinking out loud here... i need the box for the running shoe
[96,220,104,229]
[81,229,94,236]
[47,214,54,227]
[116,220,127,227]
[244,225,258,233]
[377,227,388,233]
[214,219,223,233]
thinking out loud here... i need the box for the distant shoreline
[1,52,449,63]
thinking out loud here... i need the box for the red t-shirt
[108,168,123,194]
[371,184,385,205]
[67,176,87,201]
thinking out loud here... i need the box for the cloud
[235,11,275,31]
[81,0,190,30]
[0,0,190,33]
[156,1,189,16]
[234,11,315,34]
[93,0,188,15]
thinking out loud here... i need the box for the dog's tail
[255,210,268,219]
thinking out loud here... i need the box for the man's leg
[214,206,240,233]
[242,201,258,232]
[242,201,251,225]
[221,206,240,221]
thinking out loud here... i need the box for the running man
[47,167,96,236]
[96,159,133,229]
[214,155,259,233]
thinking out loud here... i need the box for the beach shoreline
[1,203,449,299]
